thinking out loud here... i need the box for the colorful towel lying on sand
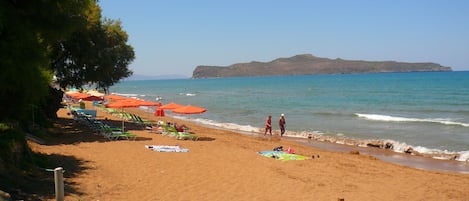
[145,145,189,152]
[258,151,309,161]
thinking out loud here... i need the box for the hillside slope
[192,54,451,78]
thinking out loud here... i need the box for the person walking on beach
[279,114,286,137]
[264,115,272,136]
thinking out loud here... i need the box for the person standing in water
[279,114,286,137]
[264,115,272,136]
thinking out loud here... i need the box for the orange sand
[28,103,469,201]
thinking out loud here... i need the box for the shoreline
[295,138,469,174]
[168,111,469,162]
[164,111,469,174]
[196,122,469,174]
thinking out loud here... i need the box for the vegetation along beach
[2,1,469,201]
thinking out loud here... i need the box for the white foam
[384,140,411,152]
[178,93,196,96]
[455,151,469,162]
[355,113,469,127]
[173,116,260,133]
[412,146,443,154]
[113,93,139,97]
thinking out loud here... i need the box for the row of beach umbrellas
[66,91,207,130]
[66,91,207,115]
[102,93,206,130]
[103,94,206,115]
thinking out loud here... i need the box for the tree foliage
[0,2,135,195]
[0,0,94,124]
[0,0,134,124]
[51,6,135,93]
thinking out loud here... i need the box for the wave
[179,93,196,96]
[355,113,469,127]
[172,115,260,134]
[113,92,145,97]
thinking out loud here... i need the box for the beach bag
[286,147,295,154]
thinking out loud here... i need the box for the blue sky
[99,0,469,77]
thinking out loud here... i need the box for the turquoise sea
[109,71,469,161]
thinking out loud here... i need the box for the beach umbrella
[116,99,160,120]
[105,99,141,108]
[86,90,105,97]
[68,92,103,101]
[158,102,183,111]
[105,99,152,131]
[136,100,160,107]
[105,94,128,101]
[80,94,103,101]
[66,92,85,99]
[172,105,206,114]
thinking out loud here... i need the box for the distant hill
[124,74,189,81]
[192,54,452,78]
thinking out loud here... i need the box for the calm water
[110,71,469,161]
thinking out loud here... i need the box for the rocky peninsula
[192,54,451,78]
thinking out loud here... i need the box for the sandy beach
[28,102,469,201]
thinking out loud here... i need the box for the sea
[109,71,469,163]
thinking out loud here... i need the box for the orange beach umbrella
[105,94,128,101]
[135,100,160,107]
[172,105,206,114]
[159,102,183,110]
[106,99,159,108]
[105,99,141,108]
[105,99,158,130]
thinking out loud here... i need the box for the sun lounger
[175,132,199,141]
[100,124,137,141]
[160,125,198,140]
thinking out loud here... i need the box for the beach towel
[145,145,189,152]
[258,151,308,161]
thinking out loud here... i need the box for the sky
[99,0,469,77]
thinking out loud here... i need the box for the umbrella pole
[122,108,125,131]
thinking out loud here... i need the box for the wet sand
[294,138,469,174]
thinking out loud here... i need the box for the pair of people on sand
[264,114,286,137]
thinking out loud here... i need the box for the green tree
[0,0,94,125]
[51,7,135,94]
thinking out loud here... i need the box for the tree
[0,0,94,125]
[51,7,135,94]
[0,1,98,196]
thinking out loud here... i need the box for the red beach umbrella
[80,95,103,101]
[172,105,206,114]
[69,93,103,101]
